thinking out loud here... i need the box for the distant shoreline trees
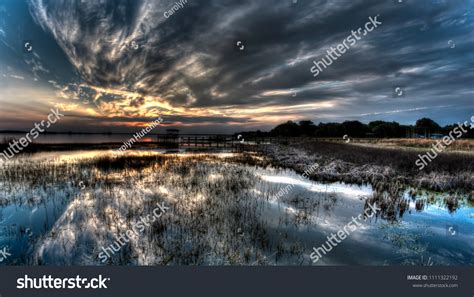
[265,118,473,138]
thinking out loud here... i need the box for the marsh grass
[261,140,473,194]
[0,151,470,266]
[296,140,473,175]
[0,153,325,265]
[356,138,473,152]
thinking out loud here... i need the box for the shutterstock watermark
[17,275,110,289]
[415,116,474,170]
[0,246,11,262]
[0,108,64,164]
[116,116,163,153]
[310,202,381,263]
[98,203,169,263]
[310,15,382,77]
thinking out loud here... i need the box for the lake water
[0,133,156,144]
[0,150,472,265]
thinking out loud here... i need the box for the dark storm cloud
[130,97,145,108]
[21,0,474,127]
[65,113,253,131]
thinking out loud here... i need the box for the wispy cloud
[10,74,25,80]
[0,0,470,132]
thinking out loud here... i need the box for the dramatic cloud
[0,0,472,132]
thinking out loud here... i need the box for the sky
[0,0,473,133]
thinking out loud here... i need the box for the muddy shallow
[0,150,472,265]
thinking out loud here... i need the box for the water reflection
[0,150,472,265]
[0,133,156,144]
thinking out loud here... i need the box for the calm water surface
[0,150,472,265]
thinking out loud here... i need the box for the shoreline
[1,140,472,192]
[255,141,473,193]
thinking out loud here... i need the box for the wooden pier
[155,134,278,148]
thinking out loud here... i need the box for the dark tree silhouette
[415,118,441,136]
[341,121,367,137]
[368,121,405,138]
[298,120,316,136]
[270,121,301,137]
[263,117,473,138]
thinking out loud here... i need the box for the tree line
[240,118,474,138]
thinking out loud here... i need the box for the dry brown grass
[322,138,474,152]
